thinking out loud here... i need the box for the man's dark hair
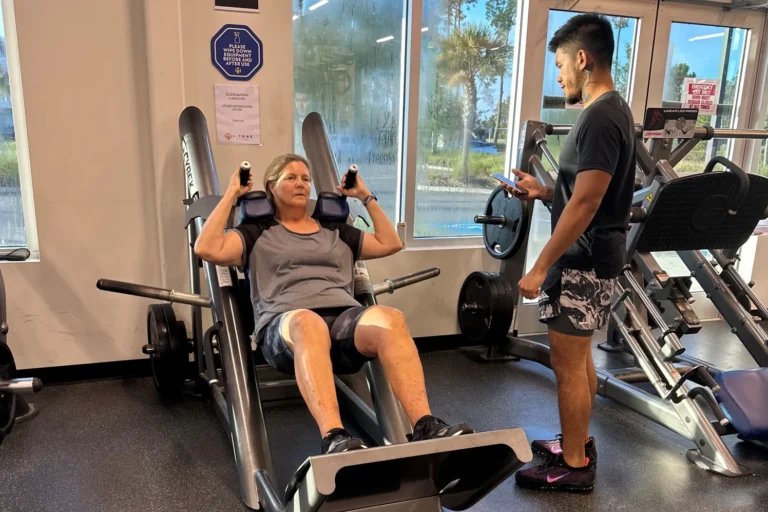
[548,13,615,69]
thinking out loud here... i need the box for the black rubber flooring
[2,320,768,511]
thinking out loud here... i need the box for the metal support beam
[679,250,768,366]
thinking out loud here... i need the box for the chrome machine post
[179,106,271,509]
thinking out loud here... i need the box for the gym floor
[1,321,767,512]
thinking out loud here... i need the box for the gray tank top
[232,218,364,336]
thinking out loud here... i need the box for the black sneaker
[321,428,368,454]
[515,453,596,493]
[531,434,598,464]
[410,415,475,442]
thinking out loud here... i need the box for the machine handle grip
[629,207,647,224]
[474,215,505,225]
[703,156,749,215]
[373,267,440,296]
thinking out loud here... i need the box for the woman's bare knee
[284,310,330,350]
[356,306,415,356]
[360,305,409,333]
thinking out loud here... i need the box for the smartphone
[344,164,359,190]
[492,173,518,190]
[239,161,251,187]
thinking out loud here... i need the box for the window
[660,23,748,175]
[413,0,518,238]
[292,0,523,241]
[0,1,29,250]
[292,0,407,229]
[524,10,639,281]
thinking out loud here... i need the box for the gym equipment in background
[97,107,531,511]
[0,248,43,448]
[457,120,768,476]
[548,123,768,366]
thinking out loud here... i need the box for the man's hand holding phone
[494,170,547,201]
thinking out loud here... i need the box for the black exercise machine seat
[628,168,768,256]
[255,429,532,512]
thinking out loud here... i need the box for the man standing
[503,13,635,492]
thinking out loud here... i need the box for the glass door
[645,3,765,318]
[513,0,658,334]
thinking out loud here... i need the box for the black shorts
[257,306,374,375]
[538,267,616,338]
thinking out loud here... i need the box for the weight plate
[483,186,529,260]
[0,341,18,446]
[457,272,516,343]
[146,304,188,400]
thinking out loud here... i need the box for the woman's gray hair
[263,153,311,200]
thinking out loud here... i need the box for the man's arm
[531,170,611,273]
[543,186,554,204]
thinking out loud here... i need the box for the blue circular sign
[211,24,263,81]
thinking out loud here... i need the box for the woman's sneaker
[321,428,368,454]
[515,453,596,493]
[410,415,475,441]
[531,434,598,464]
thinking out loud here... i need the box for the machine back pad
[636,173,768,253]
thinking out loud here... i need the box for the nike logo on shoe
[546,472,571,483]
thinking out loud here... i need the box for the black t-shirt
[551,90,636,279]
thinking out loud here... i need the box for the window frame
[1,0,38,260]
[645,3,767,172]
[398,0,526,250]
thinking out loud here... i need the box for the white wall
[5,0,160,368]
[5,0,494,369]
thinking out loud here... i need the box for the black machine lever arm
[96,279,213,308]
[702,156,749,215]
[373,267,440,296]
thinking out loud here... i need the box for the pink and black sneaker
[531,434,598,464]
[515,453,596,493]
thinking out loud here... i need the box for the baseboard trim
[16,335,480,385]
[16,359,152,386]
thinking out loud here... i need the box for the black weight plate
[146,304,187,400]
[0,341,17,445]
[458,272,516,343]
[483,186,529,259]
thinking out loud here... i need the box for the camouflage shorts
[538,267,615,332]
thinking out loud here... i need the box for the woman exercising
[194,153,473,454]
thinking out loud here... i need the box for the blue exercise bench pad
[716,368,768,440]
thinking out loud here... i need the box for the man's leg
[352,305,431,425]
[549,327,593,468]
[279,309,342,436]
[586,342,598,424]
